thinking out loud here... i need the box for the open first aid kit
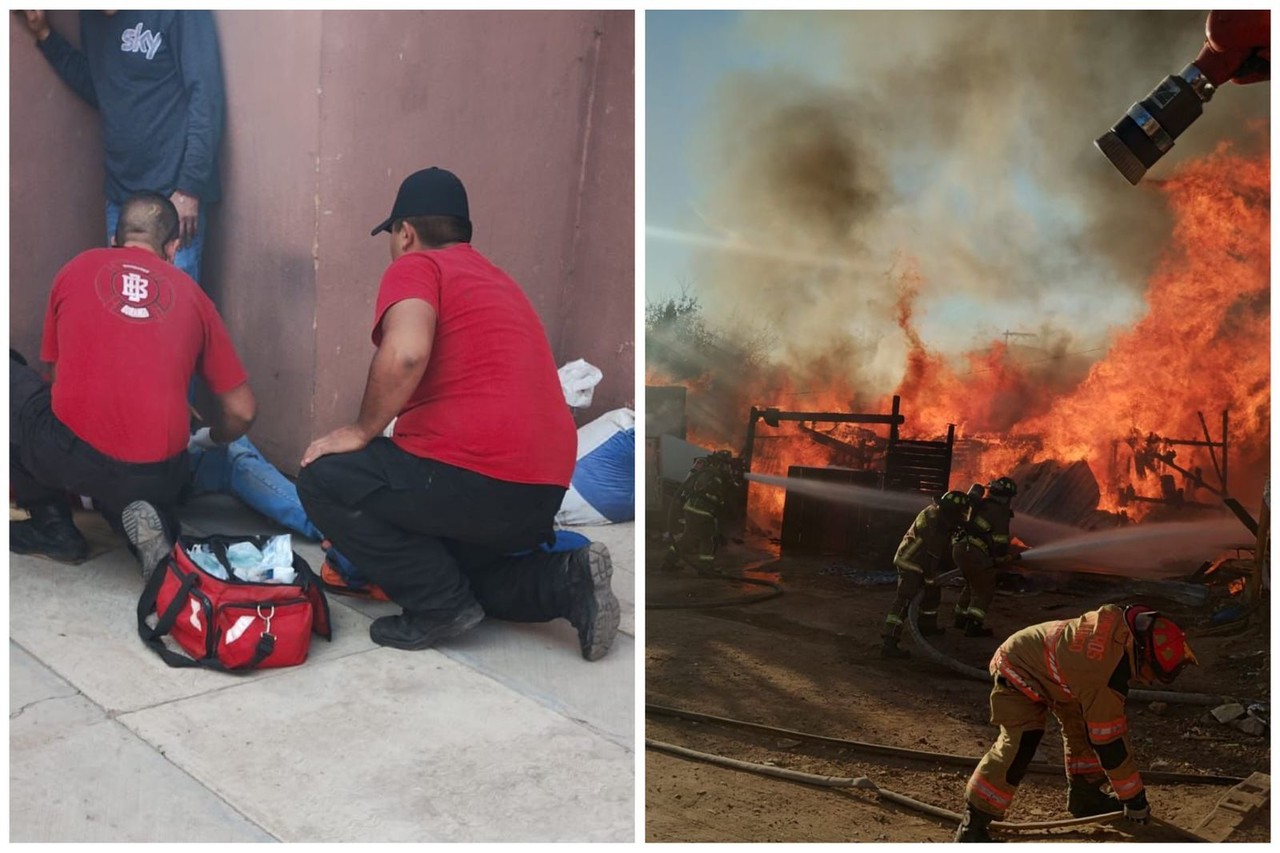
[137,534,332,672]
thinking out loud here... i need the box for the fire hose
[905,570,1235,706]
[648,558,784,610]
[645,702,1243,786]
[646,738,1203,840]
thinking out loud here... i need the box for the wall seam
[308,10,326,440]
[557,15,604,359]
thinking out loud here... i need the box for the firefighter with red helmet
[952,476,1018,637]
[956,604,1198,842]
[879,489,970,659]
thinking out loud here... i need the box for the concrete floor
[9,494,635,842]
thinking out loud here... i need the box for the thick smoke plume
[675,11,1269,429]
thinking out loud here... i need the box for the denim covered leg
[223,437,322,539]
[187,445,232,496]
[172,206,206,285]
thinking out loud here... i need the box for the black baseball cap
[370,167,470,236]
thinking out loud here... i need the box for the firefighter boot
[880,636,911,659]
[917,612,946,637]
[1067,777,1122,818]
[10,500,89,564]
[954,804,999,843]
[964,617,995,638]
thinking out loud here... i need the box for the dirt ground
[645,535,1270,843]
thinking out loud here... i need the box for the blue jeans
[105,199,205,284]
[188,436,322,540]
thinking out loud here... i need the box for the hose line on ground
[647,573,784,610]
[905,571,1234,706]
[646,738,1132,833]
[644,702,1243,786]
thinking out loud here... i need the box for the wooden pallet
[1190,771,1270,842]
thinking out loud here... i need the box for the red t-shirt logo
[97,261,172,321]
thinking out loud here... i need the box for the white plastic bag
[558,359,603,408]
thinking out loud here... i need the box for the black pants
[10,358,188,530]
[297,438,574,621]
[881,566,943,641]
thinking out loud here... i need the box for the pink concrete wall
[556,12,635,417]
[200,11,323,467]
[9,10,104,362]
[9,10,635,475]
[311,10,636,444]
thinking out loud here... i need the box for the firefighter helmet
[1125,606,1198,684]
[987,477,1018,499]
[936,489,971,521]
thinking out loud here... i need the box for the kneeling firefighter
[952,476,1017,637]
[879,489,970,659]
[956,605,1198,842]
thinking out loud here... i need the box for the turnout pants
[297,439,572,621]
[966,678,1109,818]
[954,540,997,624]
[10,358,187,530]
[881,562,942,641]
[669,502,718,570]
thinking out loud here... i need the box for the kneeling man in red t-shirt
[297,168,619,660]
[11,192,256,579]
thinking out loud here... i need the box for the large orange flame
[651,141,1269,531]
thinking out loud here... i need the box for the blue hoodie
[39,10,224,205]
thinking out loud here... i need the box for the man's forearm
[175,10,225,196]
[354,344,428,439]
[208,419,250,445]
[37,27,98,108]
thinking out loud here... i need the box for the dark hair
[115,192,180,253]
[395,215,472,247]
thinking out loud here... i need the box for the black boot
[965,619,995,638]
[953,611,970,630]
[880,636,911,659]
[11,500,89,563]
[954,804,998,842]
[917,613,946,636]
[370,604,485,651]
[564,543,621,661]
[1067,777,1122,818]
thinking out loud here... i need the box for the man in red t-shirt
[11,192,255,579]
[297,167,620,660]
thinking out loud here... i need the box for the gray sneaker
[121,501,173,584]
[567,543,620,662]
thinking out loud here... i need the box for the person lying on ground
[186,428,322,540]
[11,191,254,579]
[297,167,620,659]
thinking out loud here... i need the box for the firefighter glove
[1122,790,1150,824]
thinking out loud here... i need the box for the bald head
[114,192,180,257]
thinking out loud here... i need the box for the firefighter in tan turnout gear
[952,476,1017,637]
[879,489,970,659]
[955,604,1198,842]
